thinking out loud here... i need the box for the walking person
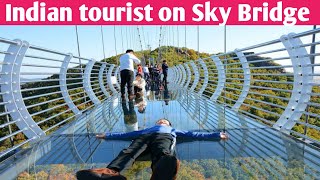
[162,60,169,84]
[143,65,150,82]
[120,50,141,100]
[76,118,228,180]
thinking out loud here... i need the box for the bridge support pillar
[274,33,312,132]
[83,60,101,105]
[1,40,44,139]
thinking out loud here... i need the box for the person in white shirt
[120,49,141,100]
[143,65,150,82]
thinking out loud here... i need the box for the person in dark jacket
[76,119,228,180]
[162,60,169,84]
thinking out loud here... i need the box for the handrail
[171,28,320,146]
[0,28,319,165]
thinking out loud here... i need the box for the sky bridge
[0,26,319,179]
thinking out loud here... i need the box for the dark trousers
[163,73,168,84]
[107,133,175,172]
[144,73,150,82]
[120,70,134,96]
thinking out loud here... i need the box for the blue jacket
[105,125,221,139]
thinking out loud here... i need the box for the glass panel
[1,86,319,179]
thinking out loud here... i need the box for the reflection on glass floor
[3,86,320,179]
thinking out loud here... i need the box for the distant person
[120,49,141,100]
[76,119,228,180]
[162,60,169,84]
[122,101,138,132]
[143,65,150,82]
[133,74,146,96]
[148,64,153,80]
[137,64,143,76]
[157,63,162,73]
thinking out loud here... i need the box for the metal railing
[0,28,319,163]
[0,38,119,159]
[170,28,320,146]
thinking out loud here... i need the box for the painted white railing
[170,29,320,146]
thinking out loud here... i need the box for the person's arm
[129,54,141,64]
[175,129,226,139]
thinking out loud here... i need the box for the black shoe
[151,155,180,180]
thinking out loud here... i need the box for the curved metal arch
[107,64,118,95]
[1,40,44,139]
[210,55,226,102]
[60,54,82,116]
[232,50,251,111]
[178,65,184,86]
[197,59,209,96]
[274,33,312,132]
[174,66,179,85]
[181,64,188,87]
[167,68,172,83]
[184,63,191,89]
[83,59,101,105]
[114,66,121,90]
[177,65,183,86]
[189,61,200,91]
[104,64,114,95]
[172,66,178,85]
[175,65,182,86]
[179,64,187,87]
[98,63,110,98]
[169,67,175,84]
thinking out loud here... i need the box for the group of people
[75,49,229,180]
[137,61,168,85]
[119,49,169,101]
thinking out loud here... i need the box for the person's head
[163,60,167,64]
[155,118,172,126]
[165,100,169,105]
[136,73,142,80]
[126,49,134,54]
[138,105,146,113]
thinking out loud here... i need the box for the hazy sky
[0,25,319,78]
[0,25,315,61]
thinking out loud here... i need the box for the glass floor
[1,86,319,179]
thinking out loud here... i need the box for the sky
[0,25,315,61]
[0,25,319,77]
